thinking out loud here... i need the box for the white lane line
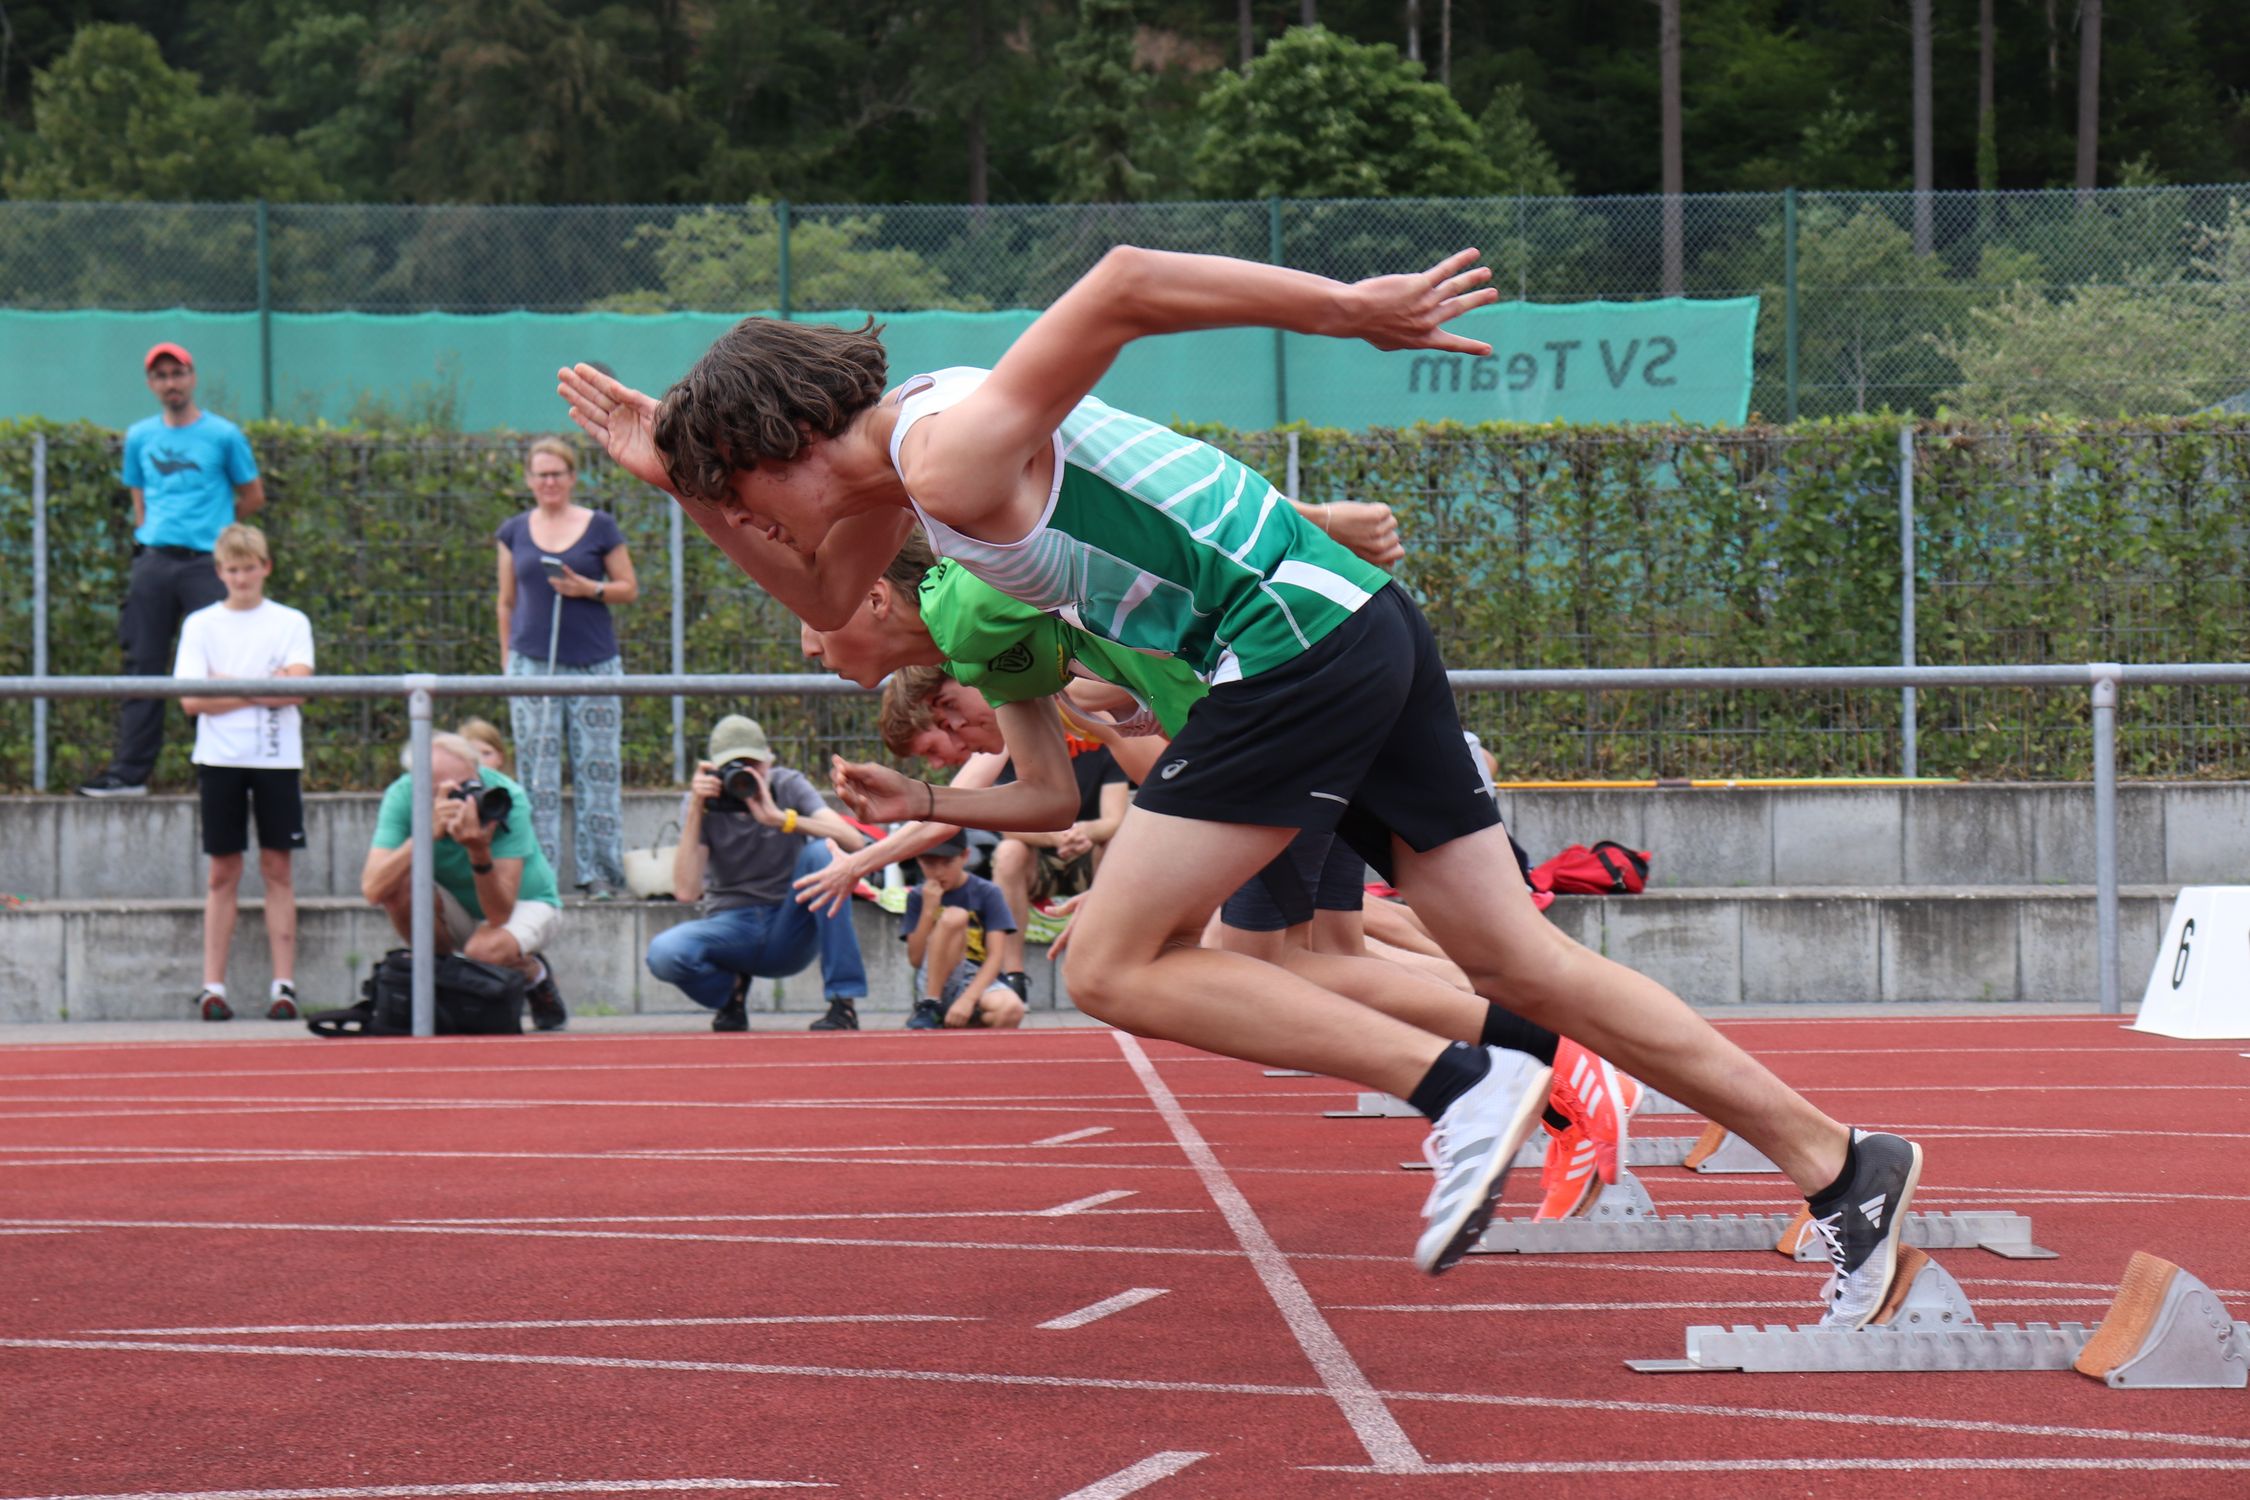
[1112,1032,1424,1475]
[89,1314,971,1336]
[0,1228,77,1236]
[1056,1450,1207,1498]
[1314,1458,2250,1476]
[396,1195,1175,1226]
[1040,1191,1138,1216]
[0,1057,1242,1083]
[1039,1289,1169,1330]
[0,1090,1318,1108]
[0,1149,1383,1180]
[7,1337,2245,1454]
[1328,1297,2118,1313]
[0,1480,827,1499]
[1035,1127,1114,1145]
[0,1218,1243,1259]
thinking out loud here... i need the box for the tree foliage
[1037,0,1159,204]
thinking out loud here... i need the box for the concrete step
[0,885,2172,1023]
[4,782,2245,901]
[0,897,1069,1025]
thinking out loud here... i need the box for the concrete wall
[4,782,2243,902]
[1,897,1066,1025]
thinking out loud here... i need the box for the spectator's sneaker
[1548,1038,1633,1184]
[197,989,234,1022]
[1806,1129,1925,1330]
[526,966,568,1032]
[1413,1048,1551,1274]
[77,772,148,798]
[904,1000,944,1031]
[265,983,300,1021]
[712,976,750,1033]
[809,997,859,1032]
[1533,1121,1602,1221]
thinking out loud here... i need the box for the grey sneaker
[1807,1129,1926,1330]
[1412,1048,1552,1274]
[77,772,148,798]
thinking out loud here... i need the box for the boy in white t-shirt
[175,524,315,1020]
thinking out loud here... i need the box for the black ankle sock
[1478,1006,1559,1066]
[1407,1041,1492,1121]
[1807,1129,1859,1207]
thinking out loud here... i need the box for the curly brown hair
[652,316,888,505]
[878,665,954,758]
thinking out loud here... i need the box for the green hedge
[4,415,2247,789]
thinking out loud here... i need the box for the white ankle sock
[202,982,227,998]
[271,979,295,998]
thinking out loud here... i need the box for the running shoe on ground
[1548,1037,1634,1184]
[1533,1121,1602,1221]
[809,996,860,1031]
[196,989,233,1022]
[77,771,148,798]
[712,975,750,1032]
[526,966,568,1032]
[903,1000,942,1031]
[1414,1048,1552,1274]
[1806,1128,1925,1330]
[265,983,299,1021]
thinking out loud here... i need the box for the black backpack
[306,949,528,1038]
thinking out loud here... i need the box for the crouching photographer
[645,715,870,1033]
[359,731,568,1030]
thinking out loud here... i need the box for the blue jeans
[644,841,868,1009]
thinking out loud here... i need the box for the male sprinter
[560,248,1922,1313]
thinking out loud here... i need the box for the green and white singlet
[887,368,1388,686]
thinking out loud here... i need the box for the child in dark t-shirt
[899,833,1022,1030]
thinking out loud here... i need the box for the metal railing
[11,661,2249,1030]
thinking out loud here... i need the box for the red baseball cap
[143,342,194,372]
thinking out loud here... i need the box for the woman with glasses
[494,435,639,898]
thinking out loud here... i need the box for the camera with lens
[705,757,767,812]
[448,777,513,833]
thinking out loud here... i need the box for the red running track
[0,1015,2245,1499]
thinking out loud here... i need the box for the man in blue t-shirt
[81,342,268,797]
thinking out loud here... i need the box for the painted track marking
[0,1481,829,1499]
[1039,1289,1169,1330]
[1055,1451,1208,1498]
[1111,1033,1424,1474]
[1035,1127,1115,1145]
[6,1337,2246,1453]
[89,1314,973,1336]
[1313,1458,2250,1475]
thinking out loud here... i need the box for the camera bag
[305,949,528,1037]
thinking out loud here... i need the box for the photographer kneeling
[646,715,870,1033]
[360,731,568,1031]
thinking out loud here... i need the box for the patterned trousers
[507,653,626,890]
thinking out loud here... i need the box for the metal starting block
[1681,1122,1781,1174]
[1470,1172,2055,1259]
[1629,1247,2250,1387]
[1400,1134,1702,1172]
[1332,1086,1693,1121]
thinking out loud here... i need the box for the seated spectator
[456,717,510,774]
[902,833,1022,1031]
[644,715,871,1033]
[359,731,567,1031]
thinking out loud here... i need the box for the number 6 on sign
[2134,888,2250,1039]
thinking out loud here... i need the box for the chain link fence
[3,186,2248,421]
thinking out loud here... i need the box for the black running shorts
[196,765,308,858]
[1132,583,1501,882]
[1220,826,1369,932]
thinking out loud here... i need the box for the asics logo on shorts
[1160,759,1188,780]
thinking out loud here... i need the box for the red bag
[1529,841,1652,896]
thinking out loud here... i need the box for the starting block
[1681,1122,1780,1174]
[1629,1248,2250,1387]
[1469,1172,2054,1259]
[1328,1086,1693,1121]
[1401,1134,1705,1172]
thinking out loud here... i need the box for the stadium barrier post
[670,495,686,782]
[1782,187,1799,422]
[2092,664,2123,1015]
[1899,425,1918,777]
[408,676,437,1038]
[1285,430,1300,497]
[256,199,273,421]
[776,200,792,321]
[1268,197,1288,426]
[32,433,49,792]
